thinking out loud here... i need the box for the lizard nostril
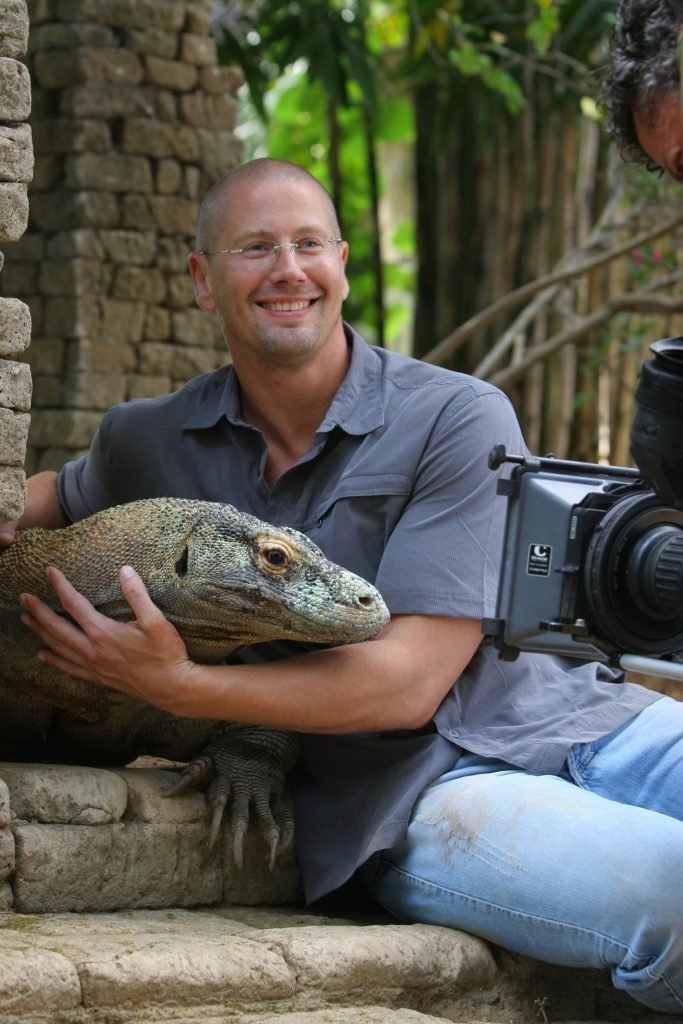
[358,594,374,608]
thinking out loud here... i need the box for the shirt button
[449,729,460,738]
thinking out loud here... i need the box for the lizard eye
[263,547,287,567]
[253,534,298,575]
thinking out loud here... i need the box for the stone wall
[2,0,243,475]
[0,0,33,522]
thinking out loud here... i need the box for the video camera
[483,335,683,683]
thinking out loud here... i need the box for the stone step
[0,763,673,1023]
[0,905,668,1024]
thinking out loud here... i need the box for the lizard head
[142,500,390,657]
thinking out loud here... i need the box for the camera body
[483,336,683,669]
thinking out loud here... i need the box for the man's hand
[20,565,199,715]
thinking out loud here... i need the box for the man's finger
[44,566,105,629]
[118,565,165,630]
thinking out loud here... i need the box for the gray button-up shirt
[58,326,658,902]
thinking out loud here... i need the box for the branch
[490,290,683,390]
[421,209,683,366]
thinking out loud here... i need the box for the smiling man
[6,158,683,1015]
[603,0,683,181]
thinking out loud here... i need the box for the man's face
[633,90,683,183]
[190,177,349,369]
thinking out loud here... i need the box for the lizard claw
[163,755,213,797]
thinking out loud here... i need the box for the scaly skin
[0,497,389,865]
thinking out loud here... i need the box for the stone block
[55,0,186,32]
[2,231,43,261]
[28,21,117,51]
[0,359,31,411]
[65,153,153,193]
[181,33,216,66]
[138,341,173,376]
[126,373,170,399]
[98,229,155,265]
[0,298,31,357]
[0,779,9,828]
[144,305,170,339]
[155,156,182,194]
[199,64,244,96]
[12,821,224,912]
[29,190,120,231]
[157,236,193,273]
[172,308,220,347]
[38,258,107,297]
[0,0,29,60]
[172,345,222,380]
[196,128,242,181]
[27,408,103,448]
[63,369,127,409]
[44,297,101,338]
[60,82,172,121]
[147,194,196,234]
[29,374,62,406]
[0,465,25,521]
[114,767,207,824]
[0,882,12,910]
[31,117,111,155]
[65,335,138,372]
[0,409,29,464]
[33,46,144,90]
[0,183,28,242]
[145,55,197,92]
[0,58,31,122]
[124,26,178,59]
[166,273,194,308]
[45,229,105,260]
[0,763,128,825]
[0,260,38,295]
[119,194,155,229]
[97,300,146,344]
[179,92,236,130]
[0,949,81,1014]
[112,265,166,303]
[0,828,15,880]
[24,337,64,374]
[0,125,33,183]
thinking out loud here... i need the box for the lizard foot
[162,726,299,869]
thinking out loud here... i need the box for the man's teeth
[264,300,311,311]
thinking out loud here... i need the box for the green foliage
[212,0,616,345]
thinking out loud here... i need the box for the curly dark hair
[602,0,683,169]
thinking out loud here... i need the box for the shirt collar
[182,323,385,436]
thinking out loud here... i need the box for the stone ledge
[0,762,301,913]
[0,906,664,1024]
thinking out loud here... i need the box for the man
[8,159,683,1014]
[603,0,683,181]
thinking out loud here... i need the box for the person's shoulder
[371,344,508,402]
[101,365,231,429]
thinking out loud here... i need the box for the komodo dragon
[0,497,389,866]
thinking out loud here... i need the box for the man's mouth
[258,299,315,312]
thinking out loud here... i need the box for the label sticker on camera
[527,544,551,576]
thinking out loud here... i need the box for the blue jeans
[359,695,683,1014]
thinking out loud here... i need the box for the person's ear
[188,251,217,311]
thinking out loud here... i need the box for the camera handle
[618,654,683,684]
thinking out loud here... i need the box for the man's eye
[243,241,273,256]
[296,237,324,252]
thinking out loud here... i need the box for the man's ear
[188,251,216,311]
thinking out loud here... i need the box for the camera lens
[630,336,683,508]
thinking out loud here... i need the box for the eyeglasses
[199,236,343,262]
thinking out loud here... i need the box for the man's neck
[235,337,352,486]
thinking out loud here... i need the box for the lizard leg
[163,726,299,868]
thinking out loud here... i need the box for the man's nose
[269,244,307,277]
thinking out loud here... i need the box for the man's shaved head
[196,158,341,253]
